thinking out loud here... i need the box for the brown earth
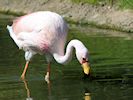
[0,0,132,32]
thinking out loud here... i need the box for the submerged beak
[82,62,91,75]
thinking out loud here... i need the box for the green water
[0,14,133,100]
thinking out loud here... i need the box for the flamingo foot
[45,72,50,84]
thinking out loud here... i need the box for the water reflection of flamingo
[7,11,90,82]
[22,79,33,100]
[84,88,91,100]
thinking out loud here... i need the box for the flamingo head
[76,48,91,77]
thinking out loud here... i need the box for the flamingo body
[12,11,68,55]
[7,11,90,81]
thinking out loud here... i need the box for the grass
[118,0,133,9]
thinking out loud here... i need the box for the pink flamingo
[7,11,90,82]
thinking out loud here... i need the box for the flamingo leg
[21,61,29,80]
[45,62,51,83]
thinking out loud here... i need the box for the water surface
[0,14,133,100]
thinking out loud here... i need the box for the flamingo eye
[83,58,86,60]
[82,58,88,64]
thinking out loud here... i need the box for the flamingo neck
[53,39,84,64]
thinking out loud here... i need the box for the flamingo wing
[9,11,68,55]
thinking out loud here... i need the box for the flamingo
[7,11,90,82]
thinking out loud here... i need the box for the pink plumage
[12,11,68,55]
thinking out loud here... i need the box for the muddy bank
[0,0,132,32]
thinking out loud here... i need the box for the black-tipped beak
[83,73,91,79]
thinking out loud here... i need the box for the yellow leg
[21,61,29,80]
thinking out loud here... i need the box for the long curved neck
[53,39,85,64]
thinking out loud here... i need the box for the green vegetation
[118,0,133,9]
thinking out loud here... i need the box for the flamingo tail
[7,25,22,48]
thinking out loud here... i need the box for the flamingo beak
[82,62,90,75]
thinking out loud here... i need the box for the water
[0,14,133,100]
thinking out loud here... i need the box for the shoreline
[0,0,132,33]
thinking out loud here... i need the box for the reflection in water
[22,78,52,100]
[22,79,33,100]
[22,78,91,100]
[84,88,91,100]
[47,81,52,100]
